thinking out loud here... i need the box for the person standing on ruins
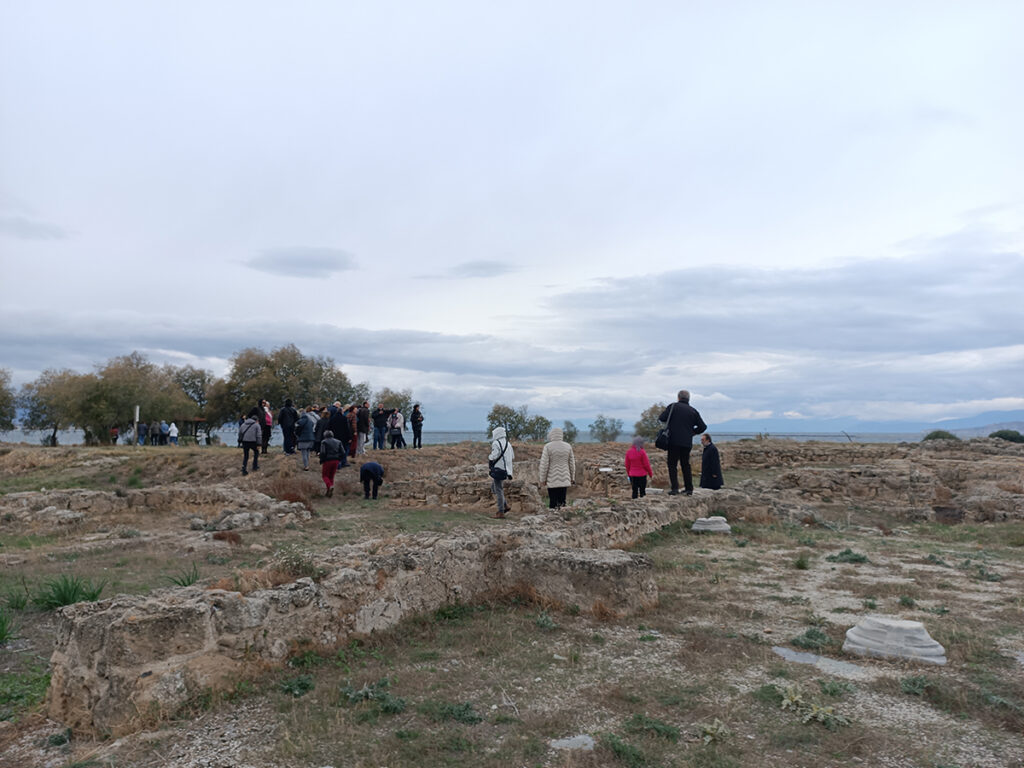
[487,426,514,518]
[538,426,575,509]
[699,434,724,490]
[409,403,425,448]
[625,437,654,498]
[356,401,371,455]
[278,399,299,455]
[295,405,317,470]
[372,404,389,450]
[658,390,707,495]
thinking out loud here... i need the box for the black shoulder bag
[488,438,510,480]
[655,403,675,451]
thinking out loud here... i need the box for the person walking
[410,404,424,448]
[625,437,654,499]
[168,422,179,446]
[371,404,389,450]
[318,429,344,497]
[538,426,575,509]
[359,461,385,499]
[699,434,724,490]
[294,406,317,470]
[356,401,370,455]
[487,426,514,518]
[238,408,262,475]
[137,421,149,446]
[278,399,300,455]
[159,420,170,445]
[346,405,359,457]
[658,390,707,495]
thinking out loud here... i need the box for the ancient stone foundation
[45,495,728,737]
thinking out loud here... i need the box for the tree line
[0,345,412,445]
[0,352,671,446]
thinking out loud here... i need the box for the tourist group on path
[486,388,723,518]
[237,398,422,498]
[238,388,722,512]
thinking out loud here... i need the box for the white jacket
[488,427,514,475]
[538,427,575,488]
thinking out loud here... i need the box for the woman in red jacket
[624,437,654,498]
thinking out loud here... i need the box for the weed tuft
[33,574,106,609]
[825,548,868,564]
[624,713,680,742]
[278,674,314,698]
[790,628,831,651]
[167,561,201,587]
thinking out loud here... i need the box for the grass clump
[0,667,50,720]
[273,544,326,581]
[825,548,868,564]
[790,628,831,651]
[0,607,17,645]
[818,680,855,697]
[418,700,483,725]
[600,733,648,767]
[32,574,106,609]
[166,561,201,587]
[624,713,680,742]
[278,674,314,698]
[793,552,811,570]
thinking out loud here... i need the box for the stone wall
[45,494,739,737]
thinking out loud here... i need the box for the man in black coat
[699,434,724,490]
[356,401,371,455]
[658,389,707,495]
[327,407,352,467]
[278,399,300,455]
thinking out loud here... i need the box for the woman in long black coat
[699,434,724,490]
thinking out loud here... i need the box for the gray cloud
[417,260,518,279]
[245,248,357,278]
[0,215,68,240]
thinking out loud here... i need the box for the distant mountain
[711,410,1024,437]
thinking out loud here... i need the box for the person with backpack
[487,426,514,518]
[387,409,405,449]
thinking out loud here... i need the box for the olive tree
[486,403,550,441]
[634,402,667,441]
[589,414,624,443]
[18,369,90,445]
[0,368,16,431]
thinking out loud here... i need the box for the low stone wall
[0,484,310,529]
[46,494,734,737]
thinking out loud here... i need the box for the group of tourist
[131,420,178,446]
[237,398,420,499]
[486,389,723,517]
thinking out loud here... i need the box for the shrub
[33,575,106,609]
[825,548,869,564]
[922,430,959,441]
[793,552,811,570]
[561,420,578,443]
[279,674,314,697]
[791,628,831,651]
[989,429,1024,443]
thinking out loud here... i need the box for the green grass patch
[0,667,50,721]
[825,548,868,564]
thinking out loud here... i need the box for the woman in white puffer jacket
[538,427,576,509]
[488,426,514,518]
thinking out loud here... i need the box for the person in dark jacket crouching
[319,430,344,497]
[658,389,707,495]
[699,434,724,490]
[360,461,385,499]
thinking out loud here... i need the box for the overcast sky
[2,1,1022,431]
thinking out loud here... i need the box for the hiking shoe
[241,469,248,476]
[668,489,679,495]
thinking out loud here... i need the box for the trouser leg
[681,446,693,491]
[492,477,505,514]
[666,447,680,491]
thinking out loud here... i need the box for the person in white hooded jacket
[487,426,514,518]
[538,426,575,509]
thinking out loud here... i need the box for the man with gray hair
[658,390,707,496]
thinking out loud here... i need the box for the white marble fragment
[691,515,731,533]
[842,616,946,665]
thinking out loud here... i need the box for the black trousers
[666,445,693,492]
[261,424,272,453]
[630,476,647,498]
[547,486,567,509]
[242,442,260,472]
[412,427,422,448]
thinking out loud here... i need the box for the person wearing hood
[487,426,514,518]
[318,429,344,497]
[699,434,724,490]
[538,427,576,509]
[167,422,179,446]
[238,408,262,475]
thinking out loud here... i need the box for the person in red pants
[318,430,344,497]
